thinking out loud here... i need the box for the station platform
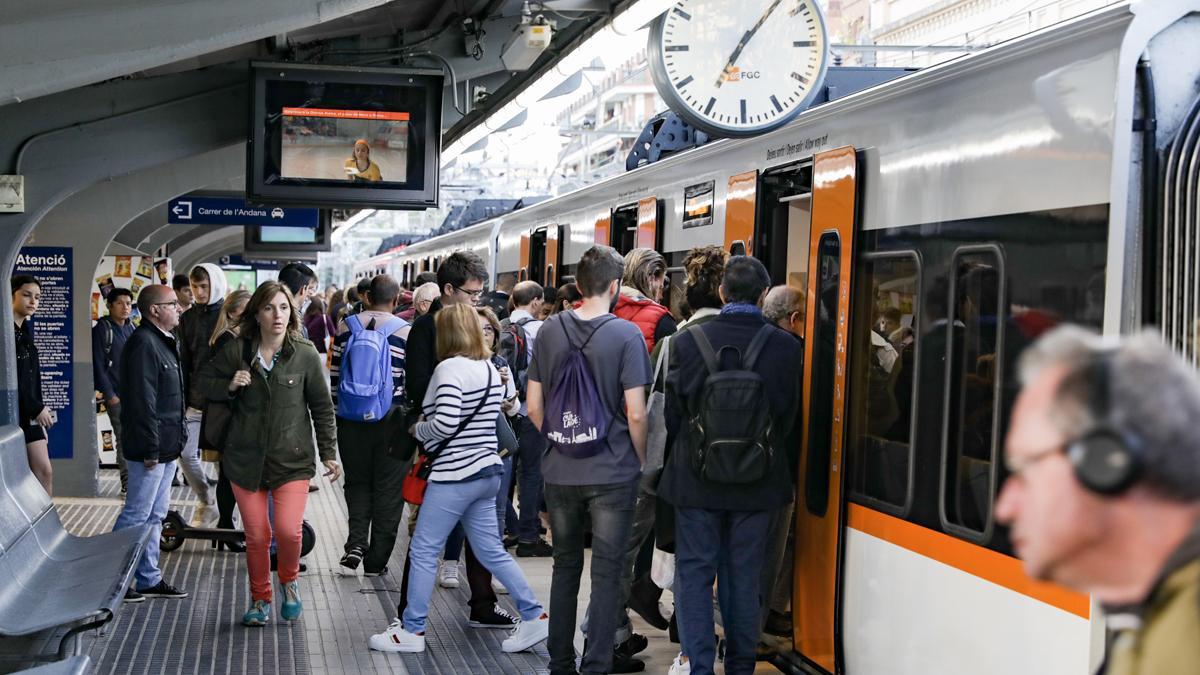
[0,469,766,675]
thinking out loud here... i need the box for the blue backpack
[336,314,405,422]
[541,316,615,458]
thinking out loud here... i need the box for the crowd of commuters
[7,232,1197,674]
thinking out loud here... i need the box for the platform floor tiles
[3,470,781,674]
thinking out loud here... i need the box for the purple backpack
[541,316,615,458]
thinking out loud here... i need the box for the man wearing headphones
[996,326,1200,675]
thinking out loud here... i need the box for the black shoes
[363,566,388,577]
[340,545,365,572]
[123,588,144,603]
[503,534,519,549]
[610,649,646,673]
[137,580,188,598]
[615,633,648,658]
[627,575,669,630]
[516,538,554,557]
[269,553,306,573]
[763,609,792,637]
[468,605,519,629]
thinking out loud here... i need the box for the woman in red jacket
[615,248,677,352]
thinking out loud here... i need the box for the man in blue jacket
[659,256,803,675]
[112,284,189,602]
[92,288,135,493]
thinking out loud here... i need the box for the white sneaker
[438,562,460,589]
[668,653,691,675]
[491,577,508,594]
[191,501,218,528]
[501,613,549,653]
[367,619,425,653]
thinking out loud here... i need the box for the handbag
[199,338,254,461]
[496,411,519,458]
[400,364,494,504]
[641,335,670,494]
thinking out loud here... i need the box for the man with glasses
[397,250,518,629]
[112,284,189,602]
[996,327,1200,675]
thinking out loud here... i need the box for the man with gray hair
[996,326,1200,675]
[762,285,805,337]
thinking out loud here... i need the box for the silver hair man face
[995,326,1200,603]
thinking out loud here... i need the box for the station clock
[648,0,830,137]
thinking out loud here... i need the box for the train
[353,2,1200,673]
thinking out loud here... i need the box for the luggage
[541,317,615,459]
[336,314,404,422]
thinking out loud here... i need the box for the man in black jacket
[397,250,516,629]
[175,264,224,525]
[111,284,189,602]
[659,256,803,675]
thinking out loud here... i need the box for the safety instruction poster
[13,247,73,460]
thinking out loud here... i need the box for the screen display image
[281,108,409,183]
[259,226,318,244]
[248,63,442,209]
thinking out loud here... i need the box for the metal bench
[0,426,150,660]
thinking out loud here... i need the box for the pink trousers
[231,479,309,601]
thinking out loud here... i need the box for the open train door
[793,146,858,674]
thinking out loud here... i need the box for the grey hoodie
[177,263,228,409]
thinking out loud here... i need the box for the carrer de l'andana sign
[14,247,73,459]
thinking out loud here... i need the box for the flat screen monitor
[243,211,333,257]
[247,62,443,209]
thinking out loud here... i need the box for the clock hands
[715,0,784,88]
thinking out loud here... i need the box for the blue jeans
[445,456,511,561]
[674,506,772,675]
[544,479,638,675]
[112,459,176,589]
[403,471,542,635]
[513,416,547,542]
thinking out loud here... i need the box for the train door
[758,148,858,674]
[611,202,639,254]
[543,224,561,287]
[519,233,531,282]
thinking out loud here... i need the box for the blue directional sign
[167,196,319,228]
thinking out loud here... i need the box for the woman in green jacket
[200,280,340,627]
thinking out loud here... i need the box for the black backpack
[686,324,777,484]
[499,316,535,400]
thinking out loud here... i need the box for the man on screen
[345,139,382,182]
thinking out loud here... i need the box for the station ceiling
[0,0,630,266]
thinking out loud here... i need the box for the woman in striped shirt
[368,304,548,654]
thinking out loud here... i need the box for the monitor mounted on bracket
[247,62,443,210]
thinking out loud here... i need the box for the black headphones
[1065,350,1144,495]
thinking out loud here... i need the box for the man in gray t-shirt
[526,245,651,675]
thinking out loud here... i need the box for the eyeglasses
[154,301,180,308]
[482,326,496,334]
[454,285,484,298]
[1004,443,1064,477]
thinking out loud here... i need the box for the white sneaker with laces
[491,577,508,594]
[501,613,549,653]
[438,561,460,589]
[191,500,218,528]
[367,619,425,653]
[668,653,691,675]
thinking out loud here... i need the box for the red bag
[402,455,430,504]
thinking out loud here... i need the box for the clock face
[648,0,829,137]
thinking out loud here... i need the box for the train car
[371,2,1200,673]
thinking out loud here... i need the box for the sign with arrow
[167,196,319,228]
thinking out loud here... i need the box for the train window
[848,253,921,514]
[941,248,1006,539]
[804,232,841,517]
[611,203,639,255]
[664,266,686,320]
[682,181,714,229]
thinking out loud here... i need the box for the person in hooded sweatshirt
[175,263,225,526]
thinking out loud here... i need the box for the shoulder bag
[199,338,253,461]
[402,364,494,504]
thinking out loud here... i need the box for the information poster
[13,247,73,459]
[91,255,172,464]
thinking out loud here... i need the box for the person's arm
[92,321,116,402]
[653,313,678,346]
[123,339,161,460]
[197,338,240,402]
[625,386,649,466]
[329,320,349,404]
[406,318,435,409]
[526,380,544,430]
[303,346,338,463]
[413,364,462,444]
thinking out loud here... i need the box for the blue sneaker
[280,580,302,622]
[243,599,271,627]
